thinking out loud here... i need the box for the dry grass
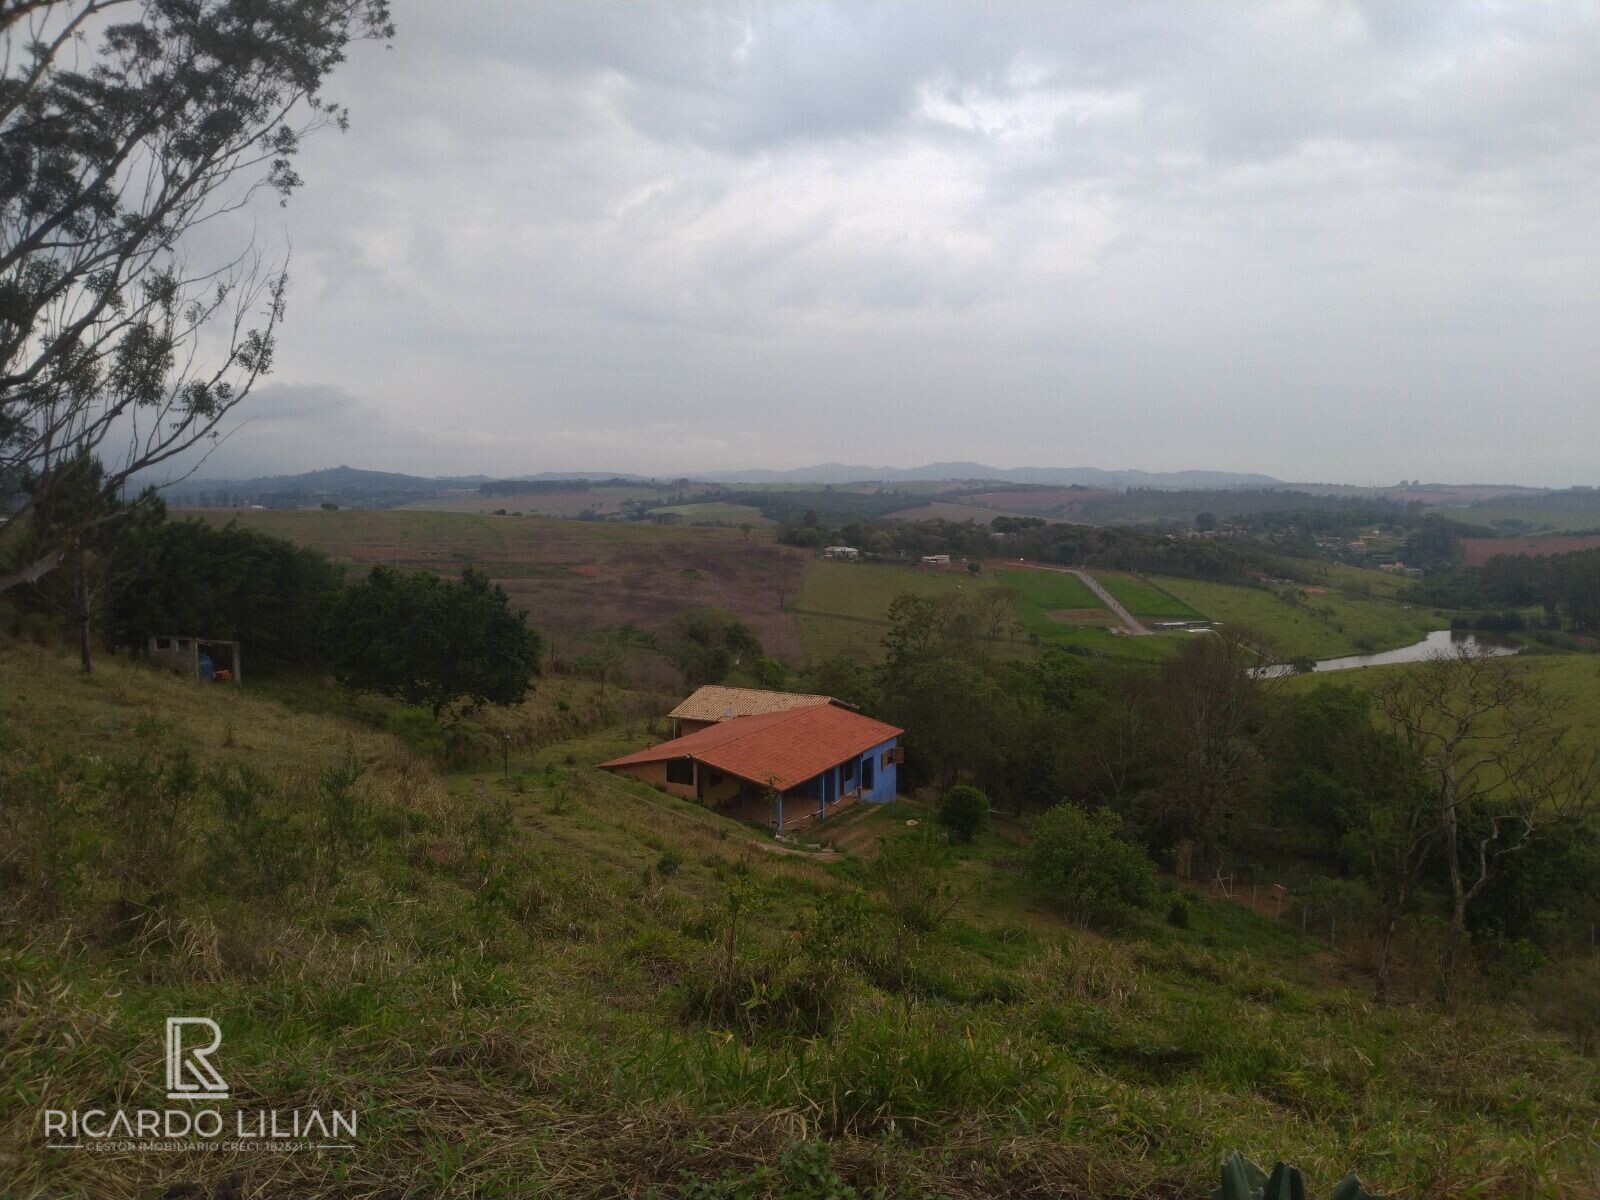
[182,508,813,662]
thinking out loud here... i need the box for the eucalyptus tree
[0,0,391,590]
[1375,646,1600,1005]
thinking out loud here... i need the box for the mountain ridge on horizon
[152,462,1570,502]
[161,461,1290,491]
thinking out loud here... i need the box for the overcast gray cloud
[186,1,1600,484]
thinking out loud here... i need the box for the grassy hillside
[2,643,1596,1197]
[1151,576,1442,660]
[180,507,810,662]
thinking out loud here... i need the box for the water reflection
[1255,629,1520,678]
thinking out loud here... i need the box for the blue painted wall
[785,736,899,820]
[856,736,898,803]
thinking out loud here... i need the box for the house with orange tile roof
[599,702,902,833]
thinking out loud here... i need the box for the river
[1255,629,1521,678]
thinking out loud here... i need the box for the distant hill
[161,465,493,509]
[698,462,1283,488]
[160,465,667,509]
[159,462,1286,508]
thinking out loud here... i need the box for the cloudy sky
[194,1,1599,485]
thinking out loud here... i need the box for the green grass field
[1091,571,1202,618]
[1312,562,1415,598]
[647,501,773,525]
[988,569,1183,662]
[796,560,994,621]
[3,641,1596,1197]
[1151,576,1443,660]
[990,567,1101,613]
[794,562,1187,664]
[1284,652,1600,754]
[794,561,1018,661]
[1431,501,1600,534]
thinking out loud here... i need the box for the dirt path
[1008,562,1151,635]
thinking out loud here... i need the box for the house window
[861,756,874,790]
[841,758,856,783]
[880,748,892,768]
[708,770,723,786]
[666,759,694,785]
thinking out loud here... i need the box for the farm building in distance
[600,703,902,833]
[920,553,952,565]
[665,684,844,735]
[821,545,860,560]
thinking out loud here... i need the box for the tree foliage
[938,784,988,843]
[107,515,343,669]
[12,450,159,670]
[1027,803,1158,926]
[1373,646,1600,1003]
[326,566,540,718]
[0,0,392,590]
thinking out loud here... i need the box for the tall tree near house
[327,566,541,720]
[1374,647,1600,1006]
[0,0,393,592]
[1143,626,1275,879]
[1335,724,1436,1004]
[13,450,161,671]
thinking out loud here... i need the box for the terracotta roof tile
[600,705,900,792]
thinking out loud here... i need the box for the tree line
[6,468,540,719]
[781,513,1312,584]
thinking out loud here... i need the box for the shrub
[1166,891,1192,928]
[939,784,988,843]
[871,829,964,932]
[1027,804,1158,926]
[385,707,447,759]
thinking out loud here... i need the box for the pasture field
[1090,571,1201,618]
[795,560,995,623]
[794,562,1179,663]
[4,641,1596,1197]
[182,507,809,660]
[793,560,1017,661]
[1312,561,1414,598]
[1433,500,1600,534]
[1283,653,1600,755]
[990,568,1182,663]
[1151,576,1442,660]
[990,566,1101,614]
[884,500,1005,523]
[1460,534,1600,565]
[647,501,773,525]
[404,483,704,517]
